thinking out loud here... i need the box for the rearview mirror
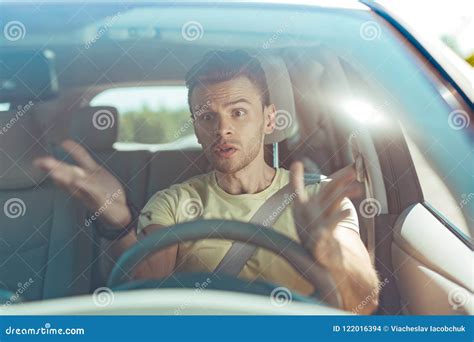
[0,49,58,102]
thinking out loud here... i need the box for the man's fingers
[34,156,86,188]
[73,181,103,208]
[61,139,98,171]
[307,208,352,243]
[312,181,362,218]
[317,164,357,204]
[324,209,352,232]
[290,161,308,204]
[328,163,357,181]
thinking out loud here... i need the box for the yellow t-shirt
[137,168,359,295]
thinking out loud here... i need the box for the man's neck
[215,160,276,195]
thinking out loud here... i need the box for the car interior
[0,2,472,315]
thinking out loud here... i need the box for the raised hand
[289,161,362,265]
[33,139,131,228]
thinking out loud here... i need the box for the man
[34,50,379,314]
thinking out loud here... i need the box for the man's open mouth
[214,144,238,158]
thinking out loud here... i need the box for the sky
[385,0,473,56]
[91,86,188,114]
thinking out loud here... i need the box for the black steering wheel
[107,219,342,308]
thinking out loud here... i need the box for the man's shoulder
[138,172,213,232]
[151,171,213,200]
[172,171,213,190]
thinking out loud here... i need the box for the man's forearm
[99,229,139,281]
[102,224,176,280]
[326,245,380,314]
[315,229,380,314]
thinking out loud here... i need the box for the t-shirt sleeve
[305,180,360,234]
[136,189,177,235]
[338,197,360,234]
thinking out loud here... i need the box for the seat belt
[43,146,93,299]
[214,173,325,276]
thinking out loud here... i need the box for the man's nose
[214,115,233,137]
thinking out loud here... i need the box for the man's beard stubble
[208,124,265,174]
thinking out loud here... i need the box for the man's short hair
[185,50,270,116]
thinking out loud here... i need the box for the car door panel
[392,203,473,315]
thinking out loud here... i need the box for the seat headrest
[0,110,48,190]
[257,55,299,145]
[69,106,118,150]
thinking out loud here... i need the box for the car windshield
[0,1,472,313]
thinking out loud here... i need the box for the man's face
[191,76,275,174]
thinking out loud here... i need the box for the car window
[403,127,471,239]
[90,86,194,145]
[335,43,472,240]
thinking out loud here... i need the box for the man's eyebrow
[223,98,252,107]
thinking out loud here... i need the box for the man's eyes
[232,109,247,117]
[202,113,213,121]
[197,109,247,121]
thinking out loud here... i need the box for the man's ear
[263,104,276,135]
[192,119,203,145]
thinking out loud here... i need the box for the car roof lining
[0,2,371,48]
